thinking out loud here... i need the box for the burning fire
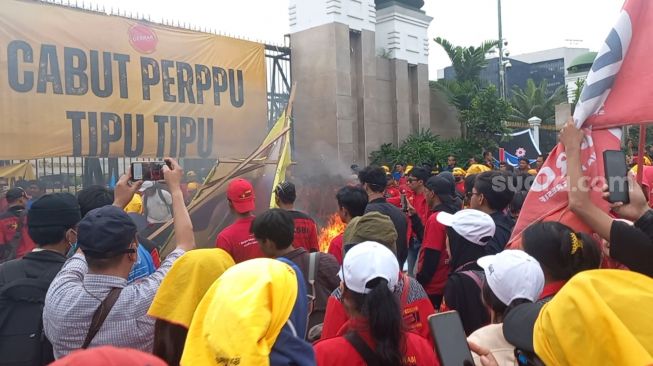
[318,213,346,252]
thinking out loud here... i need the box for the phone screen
[603,150,629,204]
[429,311,474,366]
[131,162,166,181]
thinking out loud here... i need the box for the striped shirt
[43,249,185,359]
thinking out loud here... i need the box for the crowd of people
[0,122,652,366]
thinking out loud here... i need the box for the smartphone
[130,161,169,181]
[400,193,408,213]
[603,150,629,204]
[429,311,474,366]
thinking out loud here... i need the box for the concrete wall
[291,22,433,170]
[429,87,461,138]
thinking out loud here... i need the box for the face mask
[66,242,78,258]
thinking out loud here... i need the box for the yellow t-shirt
[124,194,143,214]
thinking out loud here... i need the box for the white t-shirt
[467,323,517,366]
[145,189,173,223]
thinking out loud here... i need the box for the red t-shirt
[386,186,401,199]
[287,210,319,252]
[321,273,435,343]
[456,180,465,196]
[328,232,344,265]
[0,207,35,259]
[409,192,429,226]
[315,319,439,366]
[215,216,263,263]
[416,211,450,295]
[539,280,566,300]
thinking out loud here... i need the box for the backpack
[443,266,490,335]
[306,252,324,341]
[0,262,60,366]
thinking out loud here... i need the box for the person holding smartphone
[314,241,438,366]
[561,120,653,277]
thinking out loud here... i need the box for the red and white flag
[509,0,651,247]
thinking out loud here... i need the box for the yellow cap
[465,164,491,177]
[405,165,414,174]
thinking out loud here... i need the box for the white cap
[436,209,496,246]
[340,241,399,294]
[139,181,154,192]
[477,250,545,306]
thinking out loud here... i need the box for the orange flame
[318,213,346,252]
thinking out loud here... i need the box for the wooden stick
[637,124,646,185]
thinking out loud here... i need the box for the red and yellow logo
[128,24,158,54]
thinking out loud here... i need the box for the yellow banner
[0,1,267,159]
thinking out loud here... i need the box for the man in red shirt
[328,186,368,264]
[274,181,319,252]
[0,188,36,261]
[406,167,431,275]
[215,178,263,263]
[415,175,459,309]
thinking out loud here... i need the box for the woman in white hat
[314,241,438,366]
[467,250,545,366]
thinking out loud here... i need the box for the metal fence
[1,41,291,194]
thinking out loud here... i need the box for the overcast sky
[82,0,624,78]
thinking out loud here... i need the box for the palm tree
[509,79,567,124]
[433,37,500,138]
[434,37,500,83]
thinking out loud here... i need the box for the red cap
[227,178,255,213]
[50,346,166,366]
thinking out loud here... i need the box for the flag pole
[637,124,646,184]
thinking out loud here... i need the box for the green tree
[434,37,500,83]
[462,85,511,150]
[368,131,482,169]
[570,78,585,114]
[509,79,567,123]
[432,37,500,139]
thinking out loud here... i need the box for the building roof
[567,52,597,73]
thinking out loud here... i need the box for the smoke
[290,140,358,225]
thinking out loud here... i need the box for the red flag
[580,0,653,128]
[509,0,653,247]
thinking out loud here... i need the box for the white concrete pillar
[528,116,542,152]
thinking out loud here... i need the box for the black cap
[502,301,545,352]
[425,175,454,196]
[28,193,81,228]
[78,205,137,258]
[127,212,148,232]
[5,187,27,202]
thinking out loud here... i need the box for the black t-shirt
[366,198,408,261]
[484,211,515,255]
[610,213,653,277]
[443,262,490,336]
[447,228,486,271]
